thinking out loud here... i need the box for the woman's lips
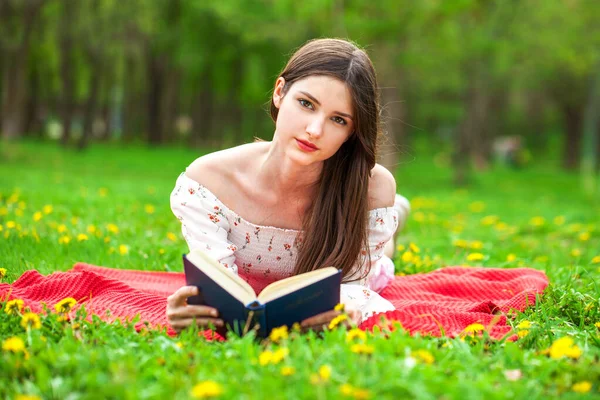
[296,139,318,152]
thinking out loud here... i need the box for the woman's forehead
[291,76,353,111]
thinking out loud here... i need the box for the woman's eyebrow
[299,90,354,120]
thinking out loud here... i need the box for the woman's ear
[272,77,286,109]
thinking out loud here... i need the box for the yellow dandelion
[328,314,348,330]
[57,224,68,233]
[334,303,345,312]
[271,347,289,364]
[396,244,405,252]
[167,232,178,242]
[71,216,79,225]
[469,241,484,250]
[33,211,43,222]
[401,251,414,263]
[529,216,545,227]
[340,383,354,396]
[158,248,165,255]
[5,299,24,315]
[107,223,119,234]
[516,320,531,338]
[350,343,374,355]
[77,233,89,242]
[572,381,592,393]
[0,267,6,279]
[413,349,435,364]
[466,253,485,262]
[547,336,582,359]
[413,211,426,222]
[463,323,485,336]
[144,204,155,214]
[453,239,469,248]
[591,256,600,264]
[594,322,600,329]
[104,237,111,243]
[269,325,289,343]
[506,254,517,262]
[20,312,42,330]
[6,221,16,229]
[353,389,372,400]
[15,395,42,400]
[346,328,367,342]
[409,243,421,253]
[553,216,565,226]
[58,235,71,245]
[42,205,53,214]
[578,232,590,241]
[87,225,97,234]
[191,380,223,398]
[54,297,77,314]
[119,244,129,255]
[258,350,274,366]
[2,336,25,353]
[292,322,301,332]
[280,366,296,376]
[481,215,499,226]
[469,201,486,213]
[495,222,509,231]
[318,365,331,381]
[0,207,7,216]
[571,249,582,257]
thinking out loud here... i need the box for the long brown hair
[269,38,381,283]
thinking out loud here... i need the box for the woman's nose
[306,117,324,137]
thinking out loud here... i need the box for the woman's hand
[299,307,361,333]
[166,286,224,333]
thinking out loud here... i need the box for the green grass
[1,139,599,399]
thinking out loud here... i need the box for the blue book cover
[183,250,341,338]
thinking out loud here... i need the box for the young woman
[167,38,410,334]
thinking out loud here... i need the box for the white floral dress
[170,171,409,323]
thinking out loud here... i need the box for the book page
[257,267,339,303]
[187,249,257,305]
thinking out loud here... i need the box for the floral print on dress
[170,170,401,324]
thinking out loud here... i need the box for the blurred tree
[0,0,46,139]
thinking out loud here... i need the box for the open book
[183,249,341,338]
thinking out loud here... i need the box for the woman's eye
[298,99,313,109]
[332,116,347,126]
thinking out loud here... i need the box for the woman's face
[272,75,355,165]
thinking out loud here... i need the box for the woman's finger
[168,305,219,320]
[300,310,339,328]
[167,286,199,307]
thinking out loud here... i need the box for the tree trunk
[189,72,214,147]
[59,1,76,146]
[161,68,179,144]
[146,50,164,145]
[23,61,41,137]
[78,50,102,150]
[1,0,45,139]
[561,104,583,170]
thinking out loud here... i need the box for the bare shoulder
[368,164,397,210]
[184,141,268,190]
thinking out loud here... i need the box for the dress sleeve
[170,173,238,275]
[340,206,399,323]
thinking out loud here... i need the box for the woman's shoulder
[184,141,268,192]
[368,164,397,210]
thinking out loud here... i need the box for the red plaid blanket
[0,263,548,340]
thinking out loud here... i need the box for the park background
[1,0,600,399]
